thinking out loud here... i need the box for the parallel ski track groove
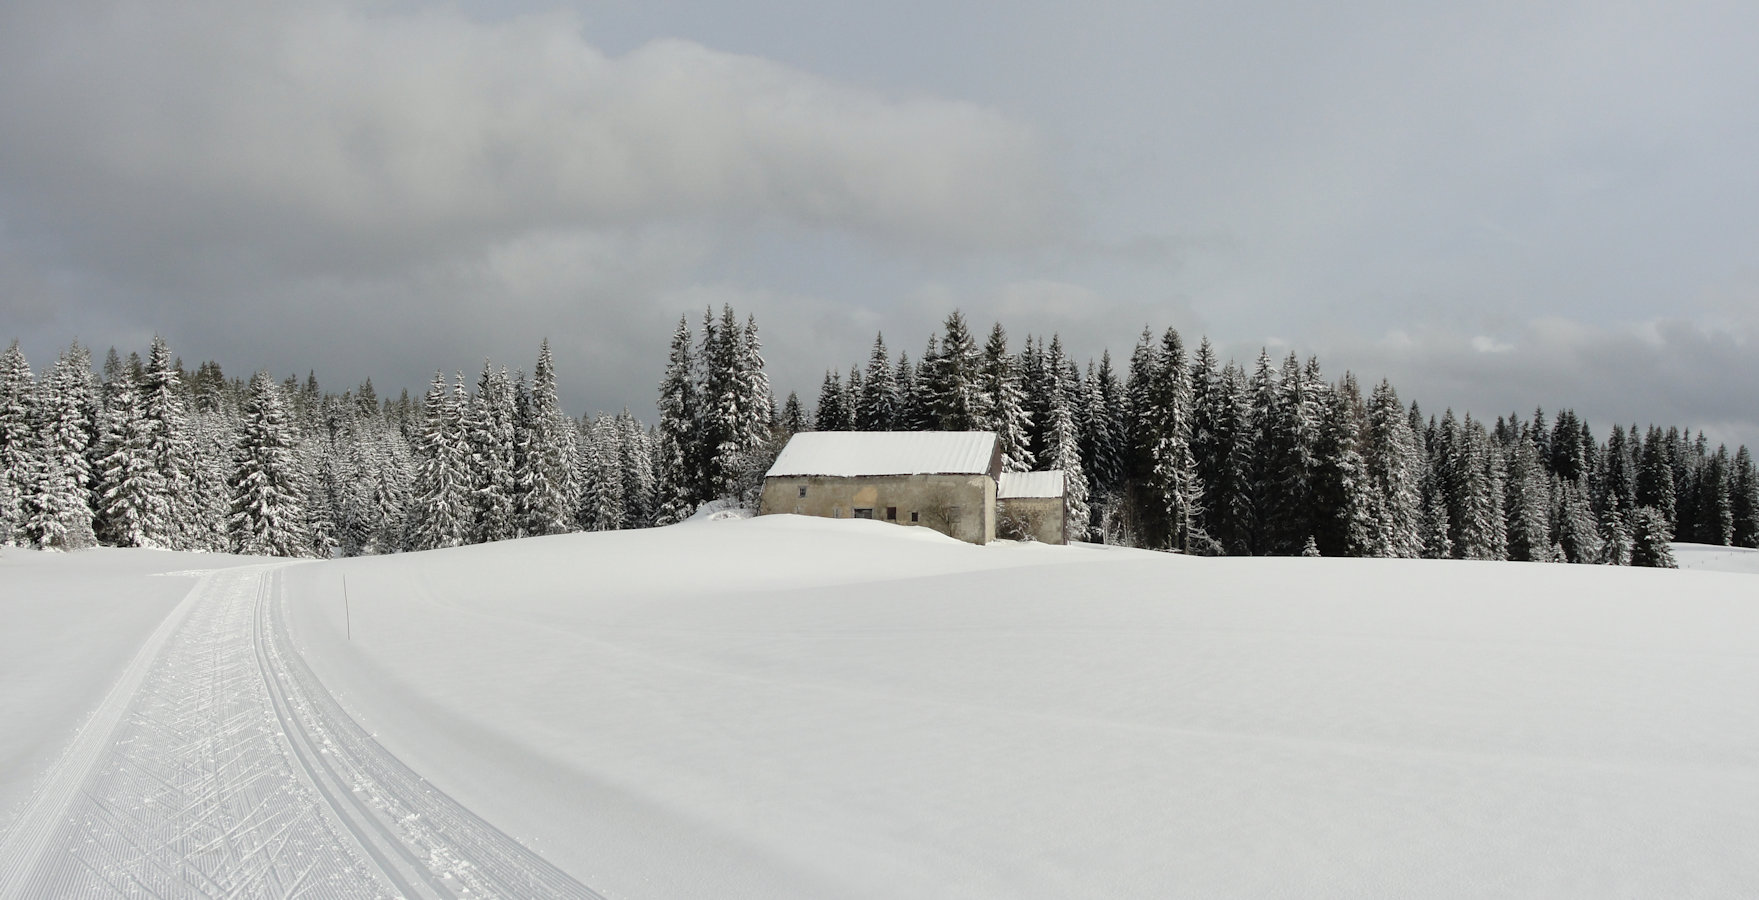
[257,569,606,900]
[249,575,438,900]
[0,564,603,899]
[0,565,389,899]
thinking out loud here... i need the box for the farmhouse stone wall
[759,473,997,545]
[997,496,1067,545]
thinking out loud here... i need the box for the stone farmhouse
[997,471,1068,545]
[759,431,1002,544]
[758,431,1072,545]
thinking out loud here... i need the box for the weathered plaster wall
[997,496,1067,545]
[759,474,997,544]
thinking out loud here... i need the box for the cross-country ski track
[0,564,602,900]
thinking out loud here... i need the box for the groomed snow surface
[2,520,1756,898]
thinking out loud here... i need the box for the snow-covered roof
[998,471,1065,499]
[766,431,998,478]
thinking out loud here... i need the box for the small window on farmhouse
[910,511,920,523]
[886,506,897,521]
[853,508,874,520]
[798,485,807,499]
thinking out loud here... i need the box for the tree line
[0,336,657,557]
[794,312,1759,567]
[2,307,1755,566]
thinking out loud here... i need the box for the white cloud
[0,1,1058,281]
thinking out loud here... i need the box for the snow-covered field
[1675,541,1759,575]
[3,519,1757,898]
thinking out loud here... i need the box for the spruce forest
[2,306,1755,567]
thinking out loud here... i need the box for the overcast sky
[3,0,1756,445]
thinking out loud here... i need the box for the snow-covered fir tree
[1473,416,1511,559]
[699,306,743,499]
[977,323,1033,472]
[1636,427,1677,527]
[325,399,373,558]
[0,342,36,545]
[228,371,310,557]
[1248,352,1318,555]
[577,414,626,532]
[1036,337,1090,542]
[184,405,236,552]
[1116,328,1158,542]
[843,366,863,431]
[779,392,808,436]
[738,314,775,444]
[856,334,898,431]
[1671,433,1701,542]
[359,421,413,555]
[1208,360,1257,555]
[1307,373,1374,557]
[899,343,938,431]
[1137,328,1204,552]
[1411,411,1448,559]
[1598,493,1631,565]
[519,340,579,536]
[93,369,168,547]
[893,350,928,432]
[926,311,984,432]
[814,370,848,432]
[1628,505,1677,568]
[1692,444,1734,546]
[1548,408,1592,483]
[1073,361,1111,537]
[1553,477,1603,564]
[23,344,99,551]
[140,337,199,547]
[291,376,340,559]
[616,411,656,529]
[1362,380,1423,558]
[1601,424,1638,514]
[1503,426,1554,562]
[1189,339,1240,553]
[406,372,471,551]
[1732,445,1759,548]
[1451,415,1508,560]
[1081,352,1126,500]
[654,317,700,525]
[469,363,519,544]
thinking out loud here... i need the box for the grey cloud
[0,0,1060,413]
[0,1,1057,283]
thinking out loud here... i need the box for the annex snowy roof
[998,471,1065,499]
[766,431,998,478]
